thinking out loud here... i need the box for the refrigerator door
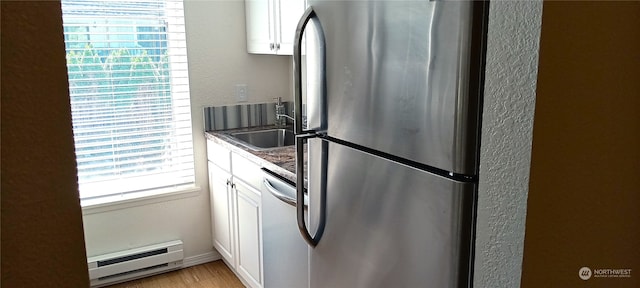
[304,0,485,175]
[307,138,476,288]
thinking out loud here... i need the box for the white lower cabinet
[235,180,263,288]
[208,162,235,266]
[208,140,263,288]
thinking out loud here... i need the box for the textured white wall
[186,0,292,107]
[474,1,543,287]
[82,0,292,262]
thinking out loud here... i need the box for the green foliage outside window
[67,45,173,180]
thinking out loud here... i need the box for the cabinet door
[274,0,305,54]
[208,162,235,266]
[235,179,263,288]
[246,0,276,54]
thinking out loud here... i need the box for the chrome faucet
[277,113,295,122]
[274,97,292,127]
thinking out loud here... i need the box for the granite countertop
[204,125,299,185]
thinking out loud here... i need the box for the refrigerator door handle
[294,135,328,248]
[294,6,326,247]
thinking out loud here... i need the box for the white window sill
[81,185,201,215]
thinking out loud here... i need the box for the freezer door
[304,1,485,175]
[307,139,475,288]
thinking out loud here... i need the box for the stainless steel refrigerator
[292,1,488,287]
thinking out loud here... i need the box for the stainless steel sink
[227,129,295,150]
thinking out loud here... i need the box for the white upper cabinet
[245,0,305,55]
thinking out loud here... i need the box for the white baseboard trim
[183,250,222,268]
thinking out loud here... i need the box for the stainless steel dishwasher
[262,169,309,288]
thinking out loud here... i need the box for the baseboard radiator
[87,240,184,287]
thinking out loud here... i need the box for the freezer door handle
[294,6,326,247]
[294,6,324,136]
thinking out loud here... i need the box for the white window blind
[61,0,194,200]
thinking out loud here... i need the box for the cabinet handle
[226,179,231,186]
[269,43,275,50]
[275,43,281,50]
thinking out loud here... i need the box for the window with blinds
[61,0,194,201]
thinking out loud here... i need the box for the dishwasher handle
[263,179,296,207]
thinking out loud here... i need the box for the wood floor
[107,260,245,288]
